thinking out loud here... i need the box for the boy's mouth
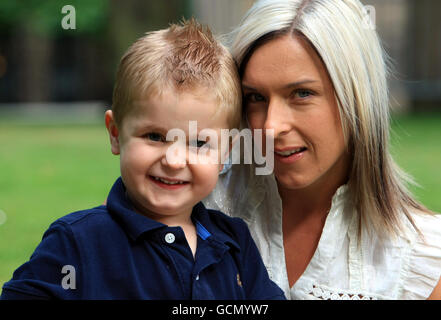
[149,175,190,189]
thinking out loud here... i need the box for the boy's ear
[105,110,121,155]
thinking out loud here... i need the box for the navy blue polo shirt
[1,178,285,300]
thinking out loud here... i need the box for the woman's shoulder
[406,208,441,244]
[400,209,441,299]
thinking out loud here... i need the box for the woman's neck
[279,176,347,288]
[278,179,340,220]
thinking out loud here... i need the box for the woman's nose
[263,99,291,137]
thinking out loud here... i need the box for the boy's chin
[138,201,195,219]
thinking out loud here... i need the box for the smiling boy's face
[105,86,228,223]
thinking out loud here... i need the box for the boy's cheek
[120,143,144,163]
[117,136,142,154]
[193,167,220,199]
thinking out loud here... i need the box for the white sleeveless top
[203,163,441,300]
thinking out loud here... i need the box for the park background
[0,0,440,287]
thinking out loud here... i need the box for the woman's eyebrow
[282,79,318,89]
[242,79,318,91]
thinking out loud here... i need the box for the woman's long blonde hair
[228,0,431,239]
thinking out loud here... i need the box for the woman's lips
[274,146,307,163]
[148,175,189,190]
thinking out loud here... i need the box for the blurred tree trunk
[13,25,52,102]
[407,0,441,111]
[192,0,255,36]
[106,0,190,80]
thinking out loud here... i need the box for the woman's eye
[145,132,164,142]
[244,92,265,103]
[294,89,313,99]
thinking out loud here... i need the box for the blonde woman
[203,0,441,299]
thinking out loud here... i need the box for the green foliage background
[0,0,108,36]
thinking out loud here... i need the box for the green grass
[0,113,440,287]
[0,121,120,287]
[390,113,441,213]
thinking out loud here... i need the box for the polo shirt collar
[191,202,241,252]
[106,177,165,241]
[106,177,241,252]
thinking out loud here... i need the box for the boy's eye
[244,92,265,103]
[192,140,207,148]
[145,132,164,142]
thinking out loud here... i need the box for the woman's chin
[275,176,311,191]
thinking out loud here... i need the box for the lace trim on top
[307,284,379,300]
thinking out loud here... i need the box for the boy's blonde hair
[112,18,242,129]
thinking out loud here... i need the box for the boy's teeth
[276,148,305,156]
[153,176,185,185]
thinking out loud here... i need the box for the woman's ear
[105,110,121,155]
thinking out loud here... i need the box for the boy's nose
[161,146,187,170]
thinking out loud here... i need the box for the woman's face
[242,34,350,192]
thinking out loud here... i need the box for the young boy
[1,19,285,300]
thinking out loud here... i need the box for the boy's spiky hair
[112,18,241,128]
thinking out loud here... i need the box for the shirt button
[164,233,175,244]
[195,274,199,281]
